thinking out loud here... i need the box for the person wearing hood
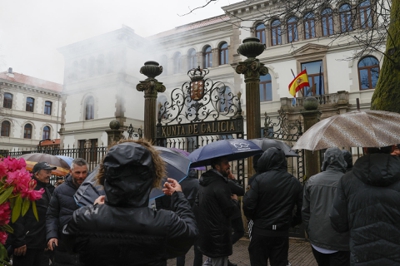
[62,139,198,266]
[243,147,302,266]
[302,147,350,266]
[341,150,353,172]
[7,162,56,266]
[46,158,89,266]
[330,146,400,265]
[194,156,238,266]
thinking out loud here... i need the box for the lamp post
[136,61,166,142]
[236,37,268,176]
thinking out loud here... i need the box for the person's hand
[94,195,106,205]
[228,171,235,180]
[231,194,238,201]
[47,238,58,251]
[14,245,27,256]
[162,178,182,196]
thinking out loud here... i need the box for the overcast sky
[0,0,243,84]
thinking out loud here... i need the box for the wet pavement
[167,237,317,266]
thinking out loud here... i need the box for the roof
[0,70,63,92]
[39,139,61,146]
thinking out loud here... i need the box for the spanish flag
[288,69,310,97]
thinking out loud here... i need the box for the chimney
[8,67,12,74]
[6,67,14,77]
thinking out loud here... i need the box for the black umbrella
[250,138,299,157]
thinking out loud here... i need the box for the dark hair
[364,146,393,154]
[210,157,226,169]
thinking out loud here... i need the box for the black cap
[32,162,57,173]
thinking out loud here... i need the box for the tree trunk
[371,1,400,113]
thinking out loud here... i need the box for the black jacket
[228,179,244,220]
[330,154,400,265]
[63,142,198,266]
[7,178,53,249]
[194,169,237,258]
[243,147,302,236]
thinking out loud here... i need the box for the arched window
[255,23,266,44]
[24,124,32,139]
[271,20,282,46]
[3,93,13,108]
[26,97,35,112]
[85,96,94,120]
[1,121,10,137]
[219,42,229,65]
[358,56,380,90]
[44,101,52,115]
[203,45,212,68]
[359,0,372,29]
[321,8,334,36]
[188,49,198,70]
[219,86,232,112]
[260,74,272,102]
[173,52,182,74]
[287,17,298,43]
[42,126,50,140]
[304,12,316,39]
[340,4,353,32]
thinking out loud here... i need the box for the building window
[219,42,229,65]
[24,124,33,139]
[3,93,13,109]
[219,86,232,112]
[44,101,52,115]
[188,48,197,69]
[173,52,181,74]
[260,74,272,102]
[42,126,50,140]
[255,23,266,44]
[26,97,35,112]
[271,19,282,46]
[358,56,380,90]
[321,8,334,36]
[203,45,212,68]
[301,61,324,96]
[1,121,10,137]
[304,12,316,39]
[287,17,298,43]
[340,3,353,32]
[359,0,373,29]
[85,96,94,120]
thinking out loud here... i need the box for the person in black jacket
[8,162,56,266]
[46,158,89,266]
[330,146,400,265]
[62,139,198,266]
[243,147,302,266]
[194,156,237,266]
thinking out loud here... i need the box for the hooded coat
[330,153,400,265]
[63,142,198,266]
[243,147,302,236]
[302,147,349,251]
[194,169,237,258]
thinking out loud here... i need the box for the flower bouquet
[0,157,44,265]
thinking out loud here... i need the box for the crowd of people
[4,140,400,266]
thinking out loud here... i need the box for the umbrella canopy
[250,138,299,157]
[18,153,71,176]
[292,110,400,151]
[169,147,206,171]
[188,139,263,167]
[55,155,74,167]
[74,146,192,206]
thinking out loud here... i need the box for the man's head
[32,162,56,184]
[210,156,230,177]
[70,158,89,186]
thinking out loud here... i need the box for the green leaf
[0,223,13,233]
[11,195,22,223]
[32,201,39,221]
[21,198,31,217]
[0,243,11,266]
[0,186,13,205]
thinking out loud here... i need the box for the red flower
[0,202,11,226]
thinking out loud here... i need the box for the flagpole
[290,69,296,105]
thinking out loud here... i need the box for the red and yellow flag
[288,69,310,97]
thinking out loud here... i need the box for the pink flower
[6,169,32,192]
[1,157,26,172]
[0,231,8,245]
[0,202,11,226]
[21,187,44,201]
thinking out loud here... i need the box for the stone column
[235,37,268,177]
[300,97,322,180]
[136,61,166,142]
[106,120,124,147]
